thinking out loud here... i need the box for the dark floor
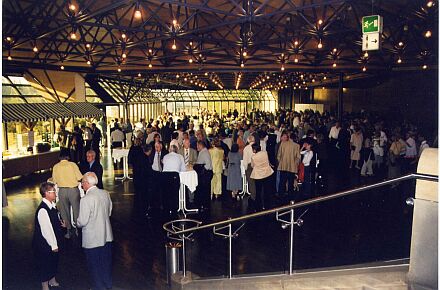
[2,150,416,289]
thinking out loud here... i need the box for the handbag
[298,163,305,183]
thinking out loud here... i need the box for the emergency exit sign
[362,15,383,34]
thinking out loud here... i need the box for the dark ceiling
[2,0,438,90]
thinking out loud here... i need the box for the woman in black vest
[32,182,65,290]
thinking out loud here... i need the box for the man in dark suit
[148,141,168,211]
[91,123,102,161]
[79,150,104,189]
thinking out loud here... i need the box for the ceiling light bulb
[333,48,337,53]
[318,19,323,25]
[323,76,327,80]
[188,58,193,63]
[6,37,12,42]
[294,40,299,46]
[427,1,434,7]
[121,33,126,39]
[397,57,402,64]
[148,49,153,54]
[364,52,368,58]
[138,73,141,77]
[362,66,367,72]
[60,65,64,70]
[243,51,247,57]
[398,41,404,47]
[172,19,178,26]
[134,9,142,19]
[122,53,127,58]
[240,62,244,67]
[148,63,152,68]
[33,46,38,52]
[281,65,285,71]
[7,55,12,61]
[422,64,428,69]
[117,67,121,72]
[86,43,91,48]
[172,42,177,50]
[425,30,432,38]
[176,74,180,78]
[312,79,315,82]
[69,4,76,11]
[70,32,77,40]
[184,78,187,81]
[317,42,323,49]
[332,62,337,67]
[87,60,91,65]
[294,58,299,63]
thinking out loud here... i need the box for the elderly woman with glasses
[32,182,66,290]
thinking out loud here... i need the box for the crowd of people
[121,107,435,216]
[33,107,435,289]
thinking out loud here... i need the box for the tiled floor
[2,150,416,289]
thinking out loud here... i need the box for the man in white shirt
[328,122,341,141]
[163,145,186,173]
[194,141,213,211]
[33,182,66,290]
[110,125,125,148]
[77,172,113,290]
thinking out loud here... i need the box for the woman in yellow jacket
[209,139,224,199]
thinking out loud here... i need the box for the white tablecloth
[179,170,198,192]
[112,148,129,162]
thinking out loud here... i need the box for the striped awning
[31,102,77,119]
[63,102,103,118]
[2,102,104,123]
[2,103,47,122]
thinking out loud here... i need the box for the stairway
[170,261,433,290]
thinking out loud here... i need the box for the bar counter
[3,148,60,179]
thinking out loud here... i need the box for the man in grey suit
[77,172,113,290]
[178,138,198,167]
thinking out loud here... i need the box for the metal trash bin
[165,242,181,284]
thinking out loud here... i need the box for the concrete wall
[408,148,438,289]
[312,70,438,129]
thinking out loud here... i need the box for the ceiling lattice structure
[3,0,438,90]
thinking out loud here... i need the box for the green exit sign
[362,15,383,34]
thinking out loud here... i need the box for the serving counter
[3,149,60,179]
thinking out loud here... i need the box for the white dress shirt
[328,126,340,140]
[301,150,314,166]
[405,137,417,158]
[110,129,125,142]
[242,142,255,169]
[163,152,186,172]
[196,148,213,170]
[37,198,59,251]
[152,151,162,171]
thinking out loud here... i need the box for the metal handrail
[163,173,438,236]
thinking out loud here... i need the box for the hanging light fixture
[317,39,323,49]
[117,67,122,72]
[148,62,153,68]
[294,57,299,63]
[7,55,12,61]
[86,60,91,65]
[422,64,428,69]
[424,30,432,38]
[122,53,127,59]
[70,30,77,40]
[60,65,64,70]
[427,1,434,7]
[362,66,367,72]
[69,3,76,11]
[332,62,337,67]
[318,19,323,25]
[397,57,402,64]
[33,45,38,52]
[172,39,177,50]
[281,65,285,71]
[188,58,193,63]
[134,3,142,19]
